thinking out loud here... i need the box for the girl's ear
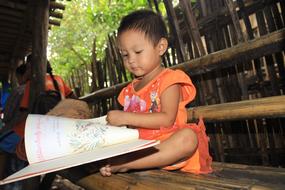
[157,38,168,56]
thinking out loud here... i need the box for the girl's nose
[127,55,135,64]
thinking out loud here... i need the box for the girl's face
[118,29,167,78]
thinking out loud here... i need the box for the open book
[0,114,159,185]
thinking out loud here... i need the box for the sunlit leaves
[49,0,149,81]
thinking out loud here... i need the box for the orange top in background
[13,75,73,138]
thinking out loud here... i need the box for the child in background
[100,9,212,176]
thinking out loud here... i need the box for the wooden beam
[0,15,22,23]
[0,29,31,38]
[50,11,63,19]
[0,28,21,35]
[172,28,285,75]
[49,19,61,26]
[0,7,24,18]
[188,95,285,122]
[50,1,65,10]
[0,22,20,30]
[0,64,9,69]
[0,0,26,10]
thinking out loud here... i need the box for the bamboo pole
[187,95,285,122]
[173,28,285,75]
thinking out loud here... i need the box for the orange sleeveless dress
[118,68,212,174]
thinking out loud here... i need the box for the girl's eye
[122,54,128,57]
[135,50,143,54]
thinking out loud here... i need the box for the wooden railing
[188,95,285,122]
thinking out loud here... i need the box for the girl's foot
[99,164,112,176]
[99,164,129,177]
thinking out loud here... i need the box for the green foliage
[48,0,149,80]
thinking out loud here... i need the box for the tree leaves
[49,0,149,83]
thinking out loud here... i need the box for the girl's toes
[99,165,112,177]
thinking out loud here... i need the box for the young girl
[100,9,212,176]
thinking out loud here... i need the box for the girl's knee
[179,128,198,151]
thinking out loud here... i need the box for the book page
[0,139,159,185]
[25,114,139,164]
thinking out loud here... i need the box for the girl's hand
[106,110,127,126]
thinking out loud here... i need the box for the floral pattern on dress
[149,91,159,113]
[124,95,146,112]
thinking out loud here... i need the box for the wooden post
[29,0,49,110]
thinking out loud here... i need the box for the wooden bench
[72,162,285,190]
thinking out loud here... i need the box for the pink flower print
[124,95,131,111]
[140,99,146,112]
[124,95,139,112]
[149,91,159,113]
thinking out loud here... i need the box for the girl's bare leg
[100,128,198,176]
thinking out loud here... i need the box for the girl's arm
[106,84,180,129]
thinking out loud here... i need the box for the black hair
[118,9,168,46]
[46,60,60,92]
[47,60,53,74]
[16,64,27,76]
[26,54,32,64]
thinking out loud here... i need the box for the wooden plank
[0,0,26,10]
[74,162,285,190]
[187,95,285,122]
[0,7,24,18]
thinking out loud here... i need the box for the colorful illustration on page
[69,120,107,153]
